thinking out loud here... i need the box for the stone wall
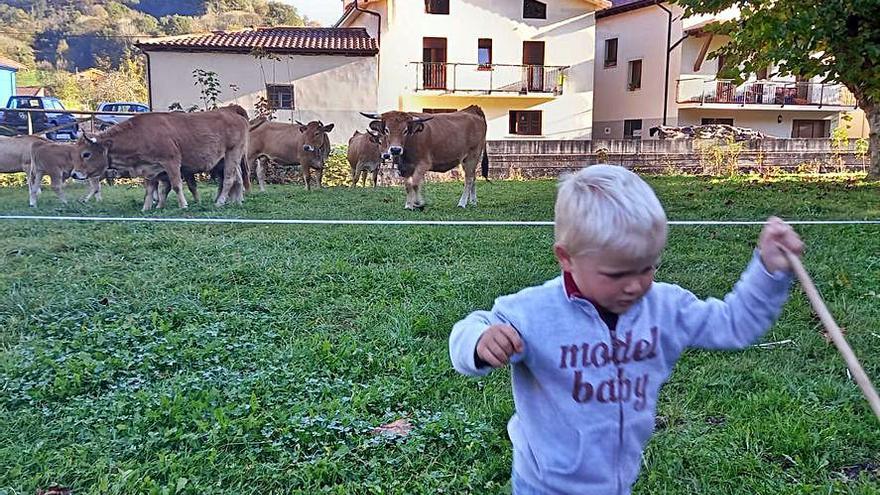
[486,138,870,177]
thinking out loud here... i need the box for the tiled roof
[137,27,378,56]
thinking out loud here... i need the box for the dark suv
[0,96,79,141]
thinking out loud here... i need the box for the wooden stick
[779,246,880,422]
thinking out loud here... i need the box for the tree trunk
[868,104,880,178]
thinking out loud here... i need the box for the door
[423,37,447,90]
[522,41,545,92]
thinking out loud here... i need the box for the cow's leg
[142,178,157,211]
[50,171,67,204]
[409,167,428,209]
[157,178,171,209]
[302,165,312,191]
[460,156,478,207]
[362,170,369,187]
[217,150,243,206]
[27,170,41,207]
[350,165,359,188]
[184,173,200,203]
[163,166,188,209]
[256,156,267,192]
[371,167,379,188]
[404,178,416,209]
[315,167,324,189]
[82,177,102,202]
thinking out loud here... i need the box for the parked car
[95,102,149,130]
[0,96,79,141]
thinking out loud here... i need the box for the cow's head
[295,120,334,169]
[366,130,392,161]
[360,111,432,159]
[72,133,112,180]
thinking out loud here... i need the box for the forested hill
[0,0,309,71]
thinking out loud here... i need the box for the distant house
[137,27,380,144]
[16,86,46,97]
[74,68,108,83]
[0,56,25,107]
[592,0,866,139]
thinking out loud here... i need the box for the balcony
[412,62,568,96]
[677,78,857,109]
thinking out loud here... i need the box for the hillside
[0,0,307,71]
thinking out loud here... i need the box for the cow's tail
[240,154,251,193]
[27,144,39,192]
[481,148,491,182]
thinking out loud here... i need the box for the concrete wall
[345,0,599,140]
[146,51,378,144]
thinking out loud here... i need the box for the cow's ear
[407,122,426,135]
[368,131,381,144]
[368,120,384,133]
[299,125,307,133]
[322,123,335,133]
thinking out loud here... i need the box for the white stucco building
[138,27,380,144]
[337,0,609,140]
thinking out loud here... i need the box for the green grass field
[1,176,879,494]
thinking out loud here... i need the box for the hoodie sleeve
[449,295,525,377]
[675,250,793,350]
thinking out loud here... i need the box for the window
[523,0,547,19]
[701,118,734,125]
[627,60,642,91]
[425,0,449,14]
[422,108,457,114]
[604,38,618,68]
[791,119,829,138]
[267,84,294,110]
[624,119,642,139]
[509,110,542,135]
[478,39,493,68]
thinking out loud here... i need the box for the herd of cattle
[0,104,491,211]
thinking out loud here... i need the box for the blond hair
[555,165,667,259]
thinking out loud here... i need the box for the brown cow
[28,141,102,207]
[247,119,333,191]
[0,135,45,174]
[347,130,390,187]
[361,105,489,209]
[71,105,249,210]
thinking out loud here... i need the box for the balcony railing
[412,62,568,95]
[677,78,857,108]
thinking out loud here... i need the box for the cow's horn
[360,112,381,120]
[410,116,434,124]
[87,135,98,144]
[294,120,306,126]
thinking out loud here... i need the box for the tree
[673,0,880,177]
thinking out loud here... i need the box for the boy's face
[554,244,659,314]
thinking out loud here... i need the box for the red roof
[137,27,378,56]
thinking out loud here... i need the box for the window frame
[623,119,643,139]
[266,84,295,110]
[478,38,493,69]
[509,110,543,136]
[627,59,642,91]
[523,0,547,19]
[425,0,450,15]
[604,38,618,68]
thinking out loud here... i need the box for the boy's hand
[758,216,804,273]
[476,324,524,368]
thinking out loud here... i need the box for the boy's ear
[554,243,574,272]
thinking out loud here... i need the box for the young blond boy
[449,165,804,494]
